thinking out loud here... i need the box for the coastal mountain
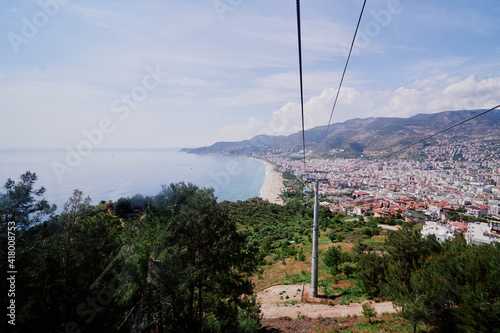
[182,110,500,158]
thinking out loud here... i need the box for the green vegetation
[118,183,260,332]
[0,173,259,332]
[356,224,500,333]
[280,171,305,203]
[220,197,319,263]
[324,245,343,275]
[362,303,377,324]
[0,171,56,230]
[344,313,432,332]
[2,171,499,332]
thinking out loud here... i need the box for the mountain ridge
[182,109,500,158]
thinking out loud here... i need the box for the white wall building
[421,221,458,243]
[466,222,500,245]
[488,200,499,215]
[466,206,489,218]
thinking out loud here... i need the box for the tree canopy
[0,171,56,230]
[118,183,260,332]
[4,176,261,332]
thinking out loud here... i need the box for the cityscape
[263,138,500,246]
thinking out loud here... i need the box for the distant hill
[182,110,500,158]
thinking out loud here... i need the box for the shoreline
[252,158,284,205]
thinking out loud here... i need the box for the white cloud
[411,74,459,89]
[383,75,500,116]
[219,75,500,141]
[410,58,473,77]
[218,86,375,141]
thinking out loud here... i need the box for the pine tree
[118,183,260,332]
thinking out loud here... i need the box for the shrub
[324,246,342,275]
[361,227,373,237]
[114,197,133,217]
[341,263,357,278]
[362,303,377,323]
[298,248,306,262]
[237,313,260,333]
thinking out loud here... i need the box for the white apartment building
[421,221,458,243]
[488,200,499,216]
[466,206,489,218]
[466,222,500,245]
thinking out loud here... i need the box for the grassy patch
[361,236,386,250]
[347,313,431,333]
[252,257,310,291]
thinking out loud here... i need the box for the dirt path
[257,284,397,319]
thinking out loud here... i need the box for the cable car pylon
[304,170,330,298]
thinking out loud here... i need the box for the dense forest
[1,172,499,332]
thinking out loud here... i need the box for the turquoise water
[0,149,266,212]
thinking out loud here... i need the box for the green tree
[119,183,260,332]
[388,262,432,333]
[323,245,343,275]
[415,239,500,332]
[341,262,357,278]
[0,172,56,329]
[298,247,306,262]
[0,171,56,230]
[357,251,387,296]
[452,243,500,332]
[362,302,377,324]
[114,197,134,218]
[355,223,441,327]
[58,190,93,320]
[14,190,123,332]
[385,224,440,292]
[374,226,500,332]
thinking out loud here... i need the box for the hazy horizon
[2,0,499,150]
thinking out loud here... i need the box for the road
[378,224,401,231]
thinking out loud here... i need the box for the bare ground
[257,284,396,320]
[260,316,360,333]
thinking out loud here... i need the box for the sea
[0,149,266,213]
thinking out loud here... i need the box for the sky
[1,0,499,149]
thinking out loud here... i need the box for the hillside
[182,109,500,158]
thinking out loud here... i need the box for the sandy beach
[254,158,284,205]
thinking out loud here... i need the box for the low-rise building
[488,200,499,215]
[403,210,427,223]
[421,221,458,243]
[466,205,489,218]
[449,221,468,235]
[466,222,500,245]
